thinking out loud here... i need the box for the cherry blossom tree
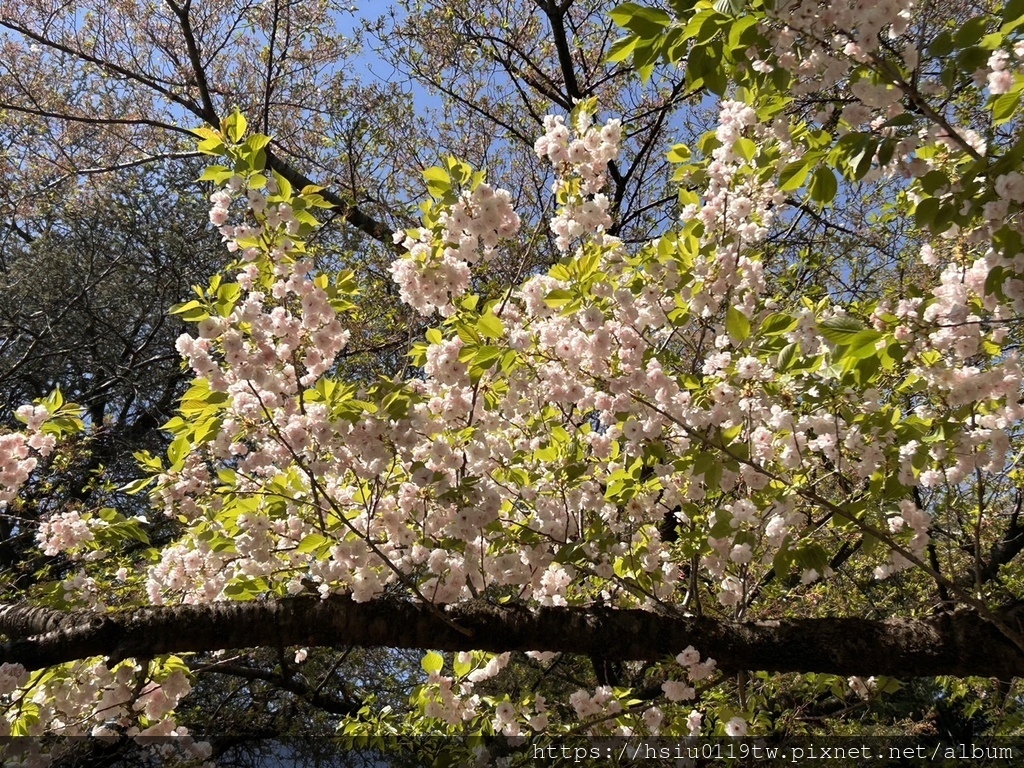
[3,0,1024,762]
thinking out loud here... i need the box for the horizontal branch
[40,151,204,192]
[1,597,1023,679]
[0,100,196,136]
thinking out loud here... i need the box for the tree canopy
[2,0,1024,763]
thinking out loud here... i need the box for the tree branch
[979,492,1024,586]
[536,0,582,100]
[201,663,360,717]
[1,596,1023,679]
[0,100,195,136]
[40,151,203,193]
[263,149,396,249]
[0,18,204,120]
[164,0,219,124]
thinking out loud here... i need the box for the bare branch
[0,18,204,120]
[164,0,219,123]
[40,151,203,192]
[0,101,195,137]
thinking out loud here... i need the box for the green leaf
[1004,0,1024,27]
[772,540,793,576]
[193,417,222,444]
[167,436,190,468]
[914,197,940,228]
[958,45,989,73]
[423,167,451,198]
[119,477,155,495]
[698,44,728,94]
[245,134,272,153]
[776,342,798,372]
[981,31,1005,50]
[794,542,830,573]
[955,16,990,49]
[193,126,226,156]
[928,31,954,57]
[808,167,837,204]
[682,8,716,41]
[734,137,757,161]
[544,288,574,308]
[697,129,721,155]
[421,651,444,675]
[917,170,949,196]
[222,109,247,143]
[818,315,871,345]
[134,450,163,472]
[667,143,692,163]
[779,160,810,191]
[477,312,505,340]
[44,388,64,411]
[713,0,745,16]
[169,299,209,322]
[296,534,328,554]
[728,15,759,48]
[456,324,481,345]
[726,305,750,342]
[991,89,1021,124]
[761,313,797,335]
[453,655,473,678]
[848,139,876,180]
[606,34,639,63]
[694,13,724,44]
[196,137,226,156]
[269,170,292,200]
[445,156,472,185]
[198,165,231,182]
[609,2,672,37]
[191,126,220,141]
[985,264,1006,297]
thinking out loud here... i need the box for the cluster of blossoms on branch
[0,404,59,509]
[0,655,208,758]
[391,167,521,317]
[534,109,622,252]
[409,645,720,740]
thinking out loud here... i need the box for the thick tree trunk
[0,597,1021,679]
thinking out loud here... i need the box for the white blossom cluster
[535,110,622,252]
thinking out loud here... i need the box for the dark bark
[203,664,360,717]
[1,596,1023,679]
